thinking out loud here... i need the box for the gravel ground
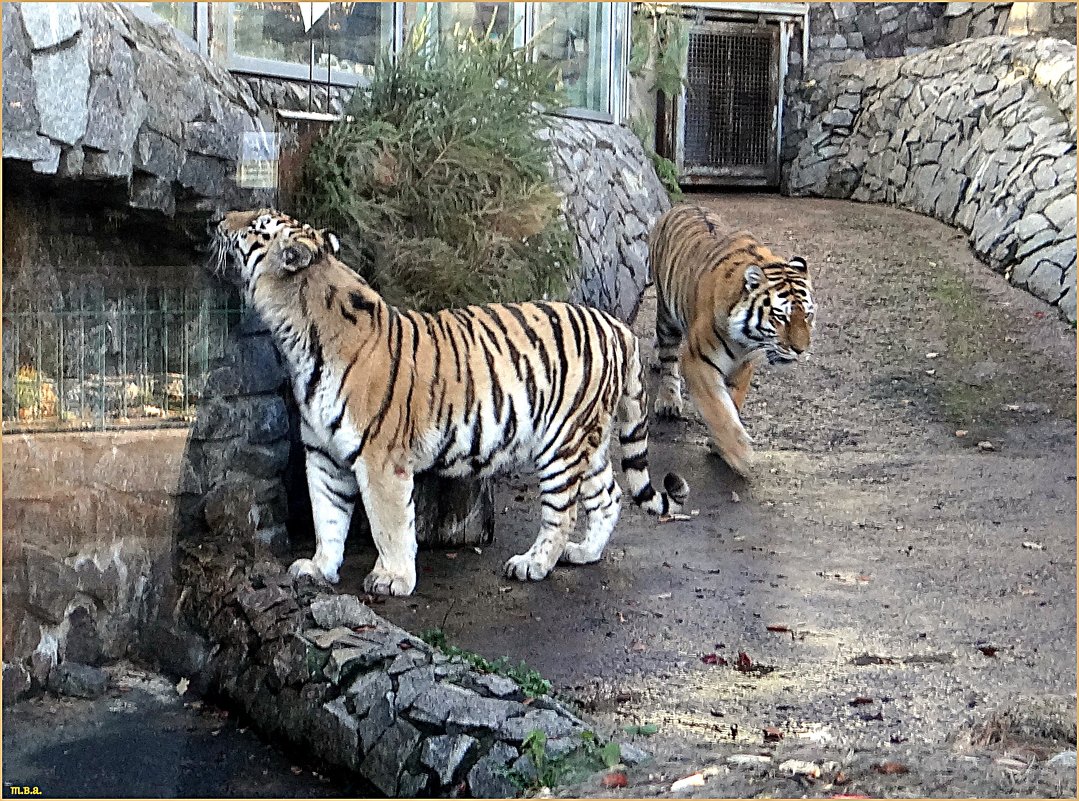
[367,194,1078,798]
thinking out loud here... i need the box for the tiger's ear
[322,229,341,256]
[744,263,764,293]
[280,241,316,273]
[789,256,808,273]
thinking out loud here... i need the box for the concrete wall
[785,36,1077,321]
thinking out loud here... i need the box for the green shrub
[299,18,577,311]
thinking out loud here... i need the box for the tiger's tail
[619,336,690,515]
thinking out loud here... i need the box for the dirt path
[365,194,1077,798]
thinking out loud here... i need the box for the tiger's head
[730,256,815,365]
[211,209,340,296]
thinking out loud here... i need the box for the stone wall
[547,117,671,324]
[2,2,274,231]
[785,36,1077,321]
[2,429,190,695]
[942,2,1077,45]
[807,2,948,65]
[169,541,641,798]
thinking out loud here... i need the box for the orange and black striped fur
[212,210,688,596]
[649,204,815,477]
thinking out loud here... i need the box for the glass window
[315,3,394,81]
[230,2,394,82]
[231,2,312,67]
[410,2,514,43]
[532,2,612,114]
[127,2,197,39]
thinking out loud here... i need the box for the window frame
[125,2,204,53]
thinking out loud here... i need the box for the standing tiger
[649,204,815,478]
[212,209,688,597]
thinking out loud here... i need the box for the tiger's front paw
[503,553,554,582]
[363,565,416,596]
[289,558,338,584]
[654,392,685,420]
[708,438,753,479]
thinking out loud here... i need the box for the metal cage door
[676,21,780,187]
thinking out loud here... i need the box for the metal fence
[2,283,241,433]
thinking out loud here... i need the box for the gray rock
[133,128,185,179]
[388,650,430,676]
[1026,260,1066,304]
[468,742,520,798]
[2,662,32,705]
[64,606,105,666]
[24,547,78,625]
[394,664,438,710]
[620,742,651,766]
[358,691,396,751]
[128,175,175,215]
[421,733,479,786]
[499,709,581,743]
[1015,213,1052,241]
[310,593,383,630]
[1044,195,1075,230]
[360,718,423,796]
[31,34,90,146]
[409,683,519,730]
[178,154,228,197]
[47,662,108,699]
[474,673,521,698]
[21,3,82,49]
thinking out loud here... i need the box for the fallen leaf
[398,640,414,651]
[290,766,303,775]
[736,652,754,671]
[690,509,700,516]
[779,759,820,778]
[1021,541,1044,550]
[925,352,939,359]
[861,711,884,722]
[700,653,728,666]
[727,754,772,767]
[763,726,784,742]
[924,369,936,376]
[658,513,692,523]
[976,440,995,452]
[766,625,791,633]
[955,429,968,437]
[874,761,908,775]
[445,552,458,560]
[849,697,874,706]
[850,654,895,666]
[653,592,672,600]
[977,645,998,657]
[1034,311,1046,319]
[670,771,709,792]
[630,640,647,652]
[472,547,482,554]
[601,772,628,789]
[730,491,741,503]
[175,677,189,696]
[833,770,850,785]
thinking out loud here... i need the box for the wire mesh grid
[684,28,775,171]
[2,282,241,433]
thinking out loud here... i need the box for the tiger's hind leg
[653,308,685,419]
[561,457,622,565]
[504,451,582,581]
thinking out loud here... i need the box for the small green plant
[627,113,683,201]
[507,729,622,790]
[300,17,577,311]
[420,628,552,697]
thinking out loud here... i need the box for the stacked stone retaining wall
[785,36,1077,321]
